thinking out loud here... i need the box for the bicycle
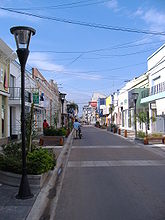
[75,127,82,139]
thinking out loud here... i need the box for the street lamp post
[132,92,139,139]
[10,26,36,199]
[110,104,113,131]
[60,93,66,127]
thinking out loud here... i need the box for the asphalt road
[54,126,165,220]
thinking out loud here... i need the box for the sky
[0,0,165,114]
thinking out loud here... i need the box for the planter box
[0,170,51,189]
[39,136,64,146]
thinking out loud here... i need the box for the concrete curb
[26,130,74,220]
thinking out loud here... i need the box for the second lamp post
[132,92,139,139]
[60,93,66,127]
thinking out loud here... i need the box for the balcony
[141,81,165,104]
[150,81,165,96]
[9,87,32,104]
[9,87,21,100]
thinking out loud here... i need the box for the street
[54,126,165,220]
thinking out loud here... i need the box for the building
[0,39,16,143]
[9,60,38,139]
[97,97,106,125]
[118,73,149,133]
[105,95,113,125]
[82,105,92,124]
[141,44,165,133]
[32,68,61,130]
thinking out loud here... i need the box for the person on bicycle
[73,119,81,138]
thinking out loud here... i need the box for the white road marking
[68,160,165,167]
[72,145,139,149]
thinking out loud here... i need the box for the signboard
[33,92,39,104]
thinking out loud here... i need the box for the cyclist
[73,119,81,138]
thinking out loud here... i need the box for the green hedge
[27,148,56,174]
[44,127,67,136]
[137,131,146,138]
[0,144,56,175]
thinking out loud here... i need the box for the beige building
[0,39,15,143]
[32,68,61,130]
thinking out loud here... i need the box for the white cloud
[134,8,165,32]
[143,9,165,27]
[28,52,64,72]
[107,0,118,10]
[134,8,143,17]
[28,52,102,81]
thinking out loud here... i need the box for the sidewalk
[105,128,165,150]
[0,184,39,220]
[0,145,64,220]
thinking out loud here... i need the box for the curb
[26,130,74,220]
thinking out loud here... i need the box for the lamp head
[60,93,66,101]
[132,92,139,101]
[10,26,36,50]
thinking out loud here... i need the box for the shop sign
[33,92,39,104]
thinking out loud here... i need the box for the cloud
[134,8,143,17]
[28,52,65,72]
[107,0,118,10]
[143,9,165,29]
[134,8,165,33]
[28,52,102,81]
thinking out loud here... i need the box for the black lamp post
[60,93,66,127]
[132,92,139,139]
[10,26,36,199]
[110,104,113,131]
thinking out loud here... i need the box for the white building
[141,44,165,133]
[9,61,38,139]
[118,73,149,133]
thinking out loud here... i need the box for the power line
[30,61,145,74]
[92,47,158,57]
[31,40,164,54]
[7,0,110,10]
[1,7,165,36]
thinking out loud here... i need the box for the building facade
[0,39,15,143]
[141,44,165,133]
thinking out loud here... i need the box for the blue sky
[0,0,165,113]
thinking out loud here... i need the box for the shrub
[0,154,22,174]
[0,143,56,175]
[2,142,22,159]
[44,127,67,136]
[137,130,146,138]
[27,148,56,175]
[149,133,163,138]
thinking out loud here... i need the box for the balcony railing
[9,87,32,103]
[150,81,165,96]
[9,87,21,100]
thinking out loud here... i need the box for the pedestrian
[43,119,49,135]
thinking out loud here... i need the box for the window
[0,67,4,83]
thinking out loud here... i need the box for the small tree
[25,103,37,152]
[137,111,156,137]
[109,104,114,129]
